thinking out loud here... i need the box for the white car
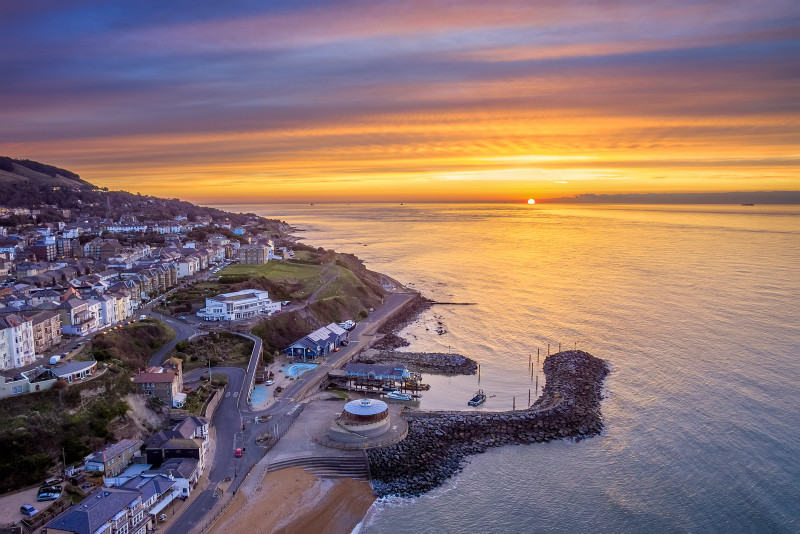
[264,380,274,385]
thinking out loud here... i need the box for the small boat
[411,393,423,399]
[381,385,397,392]
[386,391,413,401]
[468,389,486,406]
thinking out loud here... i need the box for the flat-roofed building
[197,289,280,321]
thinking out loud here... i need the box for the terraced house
[28,309,62,353]
[0,314,35,370]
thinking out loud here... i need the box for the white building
[197,289,280,321]
[106,223,148,233]
[0,314,36,370]
[98,294,119,326]
[177,256,199,278]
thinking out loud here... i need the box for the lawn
[217,261,325,299]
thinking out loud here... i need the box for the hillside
[0,155,283,230]
[0,319,176,493]
[0,157,90,187]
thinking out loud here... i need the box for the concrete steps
[267,455,369,479]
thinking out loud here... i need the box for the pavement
[267,398,408,456]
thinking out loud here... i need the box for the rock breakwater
[355,350,478,375]
[367,350,608,497]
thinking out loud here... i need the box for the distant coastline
[539,190,800,204]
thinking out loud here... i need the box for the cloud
[0,0,798,200]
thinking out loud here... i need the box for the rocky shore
[354,350,478,375]
[371,294,433,351]
[367,350,609,497]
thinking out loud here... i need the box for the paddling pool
[283,363,318,377]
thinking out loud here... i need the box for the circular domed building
[329,397,391,443]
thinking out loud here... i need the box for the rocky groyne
[354,350,478,375]
[367,350,609,497]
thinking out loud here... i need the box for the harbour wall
[354,350,478,375]
[366,350,609,497]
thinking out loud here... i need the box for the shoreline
[208,466,374,534]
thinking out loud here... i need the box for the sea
[217,203,800,533]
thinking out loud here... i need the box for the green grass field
[218,261,325,299]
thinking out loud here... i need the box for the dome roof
[343,397,388,416]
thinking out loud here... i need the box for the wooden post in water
[513,396,516,410]
[547,343,550,356]
[537,348,540,369]
[535,375,538,396]
[528,388,531,407]
[529,353,531,374]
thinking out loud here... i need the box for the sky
[0,0,798,203]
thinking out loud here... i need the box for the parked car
[264,380,274,386]
[20,504,38,516]
[37,484,62,501]
[234,448,242,458]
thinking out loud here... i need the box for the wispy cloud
[0,0,798,201]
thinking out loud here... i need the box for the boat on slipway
[468,389,486,406]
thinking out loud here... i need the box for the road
[142,310,205,367]
[164,290,416,534]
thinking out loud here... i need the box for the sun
[527,198,536,204]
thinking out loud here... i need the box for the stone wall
[354,350,478,375]
[367,350,608,497]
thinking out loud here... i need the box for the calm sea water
[219,203,800,533]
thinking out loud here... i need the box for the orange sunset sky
[0,1,798,203]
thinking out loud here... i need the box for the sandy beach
[209,467,374,534]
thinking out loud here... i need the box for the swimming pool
[283,363,318,377]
